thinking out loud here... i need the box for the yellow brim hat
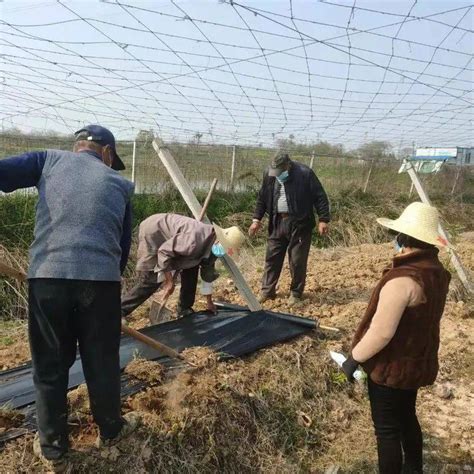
[213,224,245,257]
[377,202,451,248]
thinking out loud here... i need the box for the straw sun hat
[377,202,450,248]
[212,224,246,256]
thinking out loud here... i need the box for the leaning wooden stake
[363,160,374,194]
[405,162,472,295]
[451,166,461,196]
[153,139,262,311]
[198,178,218,222]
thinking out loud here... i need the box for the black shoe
[178,308,195,318]
[33,434,69,473]
[258,294,276,304]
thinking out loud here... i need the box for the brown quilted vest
[352,249,451,390]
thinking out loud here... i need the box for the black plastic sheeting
[0,303,316,443]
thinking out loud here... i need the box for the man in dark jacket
[0,125,138,469]
[248,152,330,305]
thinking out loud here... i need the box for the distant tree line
[0,128,412,161]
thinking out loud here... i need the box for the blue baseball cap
[74,124,125,171]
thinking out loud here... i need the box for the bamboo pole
[363,160,374,193]
[451,166,461,196]
[131,140,137,183]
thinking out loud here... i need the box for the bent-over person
[121,213,245,319]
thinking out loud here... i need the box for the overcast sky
[0,0,472,149]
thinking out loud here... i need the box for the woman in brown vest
[342,202,451,474]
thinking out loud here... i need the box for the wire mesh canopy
[0,0,472,148]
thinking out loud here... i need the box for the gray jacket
[29,150,134,281]
[136,214,216,272]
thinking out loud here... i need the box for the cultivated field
[0,236,472,472]
[0,137,473,472]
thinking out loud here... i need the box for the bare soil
[0,236,472,472]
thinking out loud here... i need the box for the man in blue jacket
[0,125,138,469]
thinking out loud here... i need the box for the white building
[415,147,473,166]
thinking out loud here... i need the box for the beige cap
[213,224,246,256]
[377,202,450,247]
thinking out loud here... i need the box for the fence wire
[0,1,472,147]
[1,135,471,201]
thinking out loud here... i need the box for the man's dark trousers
[261,215,312,298]
[121,268,199,317]
[28,279,124,460]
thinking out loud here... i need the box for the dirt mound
[181,346,219,369]
[124,357,164,385]
[163,371,193,416]
[67,383,90,414]
[0,408,24,433]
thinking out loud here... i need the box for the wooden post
[409,182,414,198]
[451,166,461,196]
[230,145,236,191]
[405,163,472,294]
[198,178,218,222]
[309,151,314,169]
[131,140,137,183]
[363,160,374,193]
[152,139,262,311]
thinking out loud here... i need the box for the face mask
[393,240,403,253]
[211,243,225,258]
[277,170,289,184]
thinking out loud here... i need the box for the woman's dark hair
[395,232,435,250]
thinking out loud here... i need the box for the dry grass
[0,237,473,472]
[124,357,165,385]
[0,245,28,320]
[181,346,220,369]
[68,384,90,415]
[0,406,25,434]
